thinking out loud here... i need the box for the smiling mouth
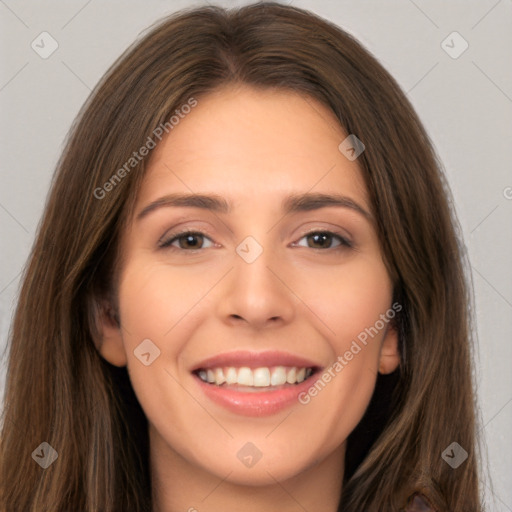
[193,365,316,389]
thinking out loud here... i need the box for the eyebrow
[136,192,372,222]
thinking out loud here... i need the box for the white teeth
[214,368,226,385]
[197,365,314,387]
[286,367,297,384]
[270,366,287,386]
[237,367,253,386]
[225,367,238,384]
[253,367,271,387]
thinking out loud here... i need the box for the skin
[96,84,400,512]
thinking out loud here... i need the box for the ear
[378,322,401,374]
[91,298,127,367]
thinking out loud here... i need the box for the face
[97,84,400,486]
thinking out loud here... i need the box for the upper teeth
[197,366,313,387]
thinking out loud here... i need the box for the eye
[159,230,215,251]
[293,230,352,250]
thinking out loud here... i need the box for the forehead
[138,85,370,211]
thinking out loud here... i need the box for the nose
[216,243,296,331]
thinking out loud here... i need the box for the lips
[190,350,323,416]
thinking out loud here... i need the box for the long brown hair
[0,3,484,510]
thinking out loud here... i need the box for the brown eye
[159,231,214,250]
[176,233,204,249]
[295,231,352,250]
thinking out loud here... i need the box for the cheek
[115,260,215,416]
[117,261,207,345]
[294,268,390,449]
[295,255,393,359]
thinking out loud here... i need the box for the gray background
[1,0,511,509]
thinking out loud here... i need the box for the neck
[149,424,345,512]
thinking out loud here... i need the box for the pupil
[311,233,330,248]
[182,234,201,249]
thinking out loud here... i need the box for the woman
[0,3,483,511]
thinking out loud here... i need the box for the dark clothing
[403,493,436,511]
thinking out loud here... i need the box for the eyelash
[158,229,353,252]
